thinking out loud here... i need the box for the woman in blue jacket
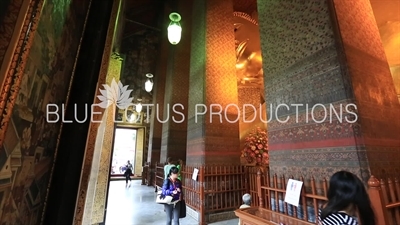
[161,166,182,225]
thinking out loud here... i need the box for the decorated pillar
[159,0,192,164]
[72,0,122,224]
[84,54,122,224]
[135,127,145,175]
[147,2,170,166]
[257,0,400,182]
[186,0,240,165]
[331,0,400,177]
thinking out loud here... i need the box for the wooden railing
[181,165,203,222]
[141,162,153,186]
[368,176,400,225]
[241,169,400,225]
[152,163,399,224]
[181,164,248,224]
[154,162,164,191]
[257,170,328,224]
[246,166,268,207]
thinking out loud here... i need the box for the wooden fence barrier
[246,166,268,207]
[181,164,249,224]
[154,162,164,191]
[141,162,150,185]
[235,169,400,225]
[181,165,203,222]
[153,162,399,224]
[257,170,328,225]
[368,175,400,225]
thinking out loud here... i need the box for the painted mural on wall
[0,0,24,67]
[0,0,12,25]
[0,0,89,224]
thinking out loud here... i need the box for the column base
[186,205,237,224]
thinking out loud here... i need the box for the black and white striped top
[318,212,358,225]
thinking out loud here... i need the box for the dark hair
[169,166,179,176]
[167,157,173,164]
[321,171,375,225]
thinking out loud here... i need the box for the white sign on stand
[192,168,199,180]
[284,179,303,207]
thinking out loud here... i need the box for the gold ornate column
[89,54,122,223]
[134,128,145,175]
[73,0,123,224]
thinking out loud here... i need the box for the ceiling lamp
[167,12,182,45]
[136,99,143,113]
[136,104,143,113]
[145,73,154,92]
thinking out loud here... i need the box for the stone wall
[187,0,240,165]
[257,0,400,181]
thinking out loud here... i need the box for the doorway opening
[110,127,137,177]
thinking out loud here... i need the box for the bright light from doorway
[111,128,136,175]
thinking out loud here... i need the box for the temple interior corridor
[0,0,399,224]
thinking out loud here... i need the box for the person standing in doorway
[124,160,133,187]
[164,157,175,179]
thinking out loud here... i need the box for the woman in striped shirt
[318,171,375,225]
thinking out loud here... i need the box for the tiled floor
[105,180,239,225]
